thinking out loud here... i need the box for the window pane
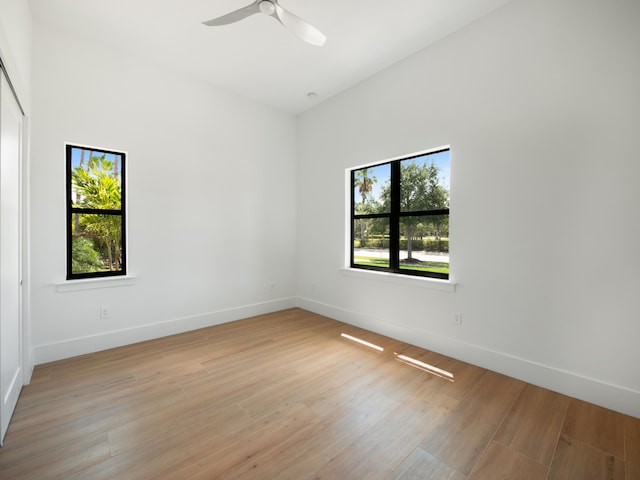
[353,217,390,268]
[353,163,391,214]
[70,147,122,209]
[399,215,449,275]
[400,150,450,213]
[71,213,124,274]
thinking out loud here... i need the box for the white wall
[0,0,31,112]
[296,0,640,417]
[30,22,298,362]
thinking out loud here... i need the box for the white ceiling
[29,0,513,114]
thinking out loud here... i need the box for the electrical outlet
[100,306,111,318]
[454,313,462,325]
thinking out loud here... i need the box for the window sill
[55,275,137,293]
[340,268,456,292]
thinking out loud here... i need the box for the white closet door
[0,71,23,446]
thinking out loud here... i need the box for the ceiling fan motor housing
[258,1,276,15]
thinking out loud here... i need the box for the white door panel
[0,71,23,446]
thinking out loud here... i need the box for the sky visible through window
[359,149,450,202]
[70,147,121,174]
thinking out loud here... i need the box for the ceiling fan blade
[273,3,326,46]
[202,2,260,26]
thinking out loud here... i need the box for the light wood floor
[1,308,638,479]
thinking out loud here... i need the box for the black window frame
[350,148,450,280]
[66,144,127,280]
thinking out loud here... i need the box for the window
[66,144,126,279]
[351,148,450,280]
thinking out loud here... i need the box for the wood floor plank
[0,432,111,479]
[625,415,640,480]
[468,441,549,480]
[549,434,625,480]
[389,447,467,480]
[494,383,569,466]
[562,399,626,459]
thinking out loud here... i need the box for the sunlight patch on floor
[394,353,454,382]
[340,333,384,352]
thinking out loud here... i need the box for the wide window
[351,148,450,280]
[66,144,126,279]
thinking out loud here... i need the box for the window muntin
[66,144,126,279]
[351,148,450,280]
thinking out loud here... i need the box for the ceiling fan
[202,0,326,46]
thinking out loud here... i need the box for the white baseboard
[296,297,640,420]
[33,297,297,365]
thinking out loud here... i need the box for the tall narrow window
[351,148,450,280]
[66,144,126,279]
